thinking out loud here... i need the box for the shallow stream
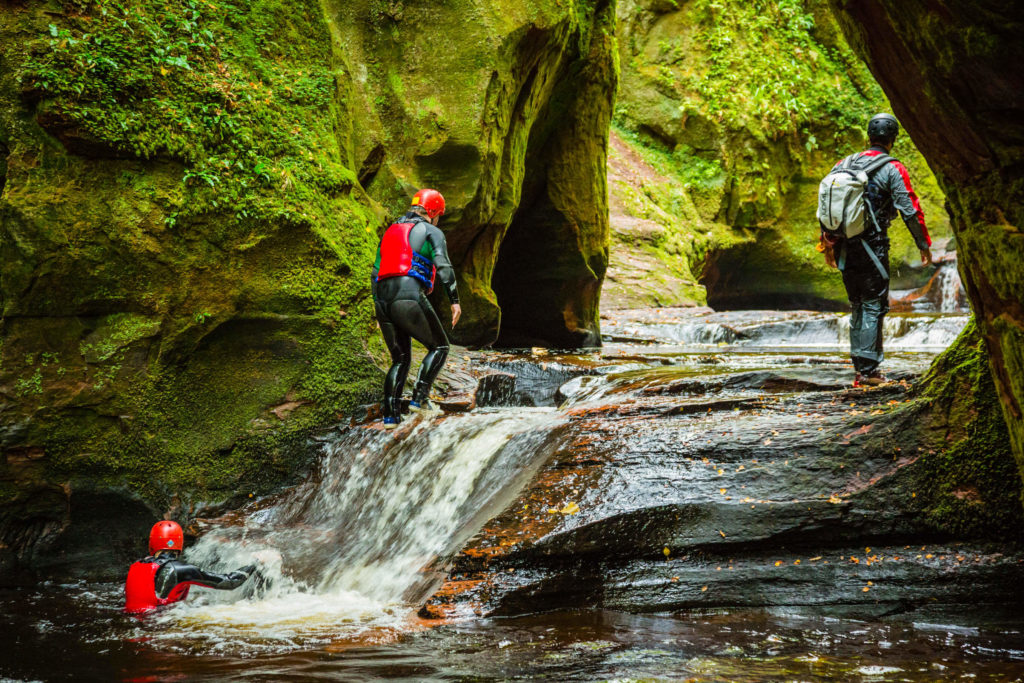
[4,309,1023,682]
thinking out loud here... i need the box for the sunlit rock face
[826,0,1024,479]
[0,0,615,581]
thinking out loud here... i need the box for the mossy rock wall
[909,320,1024,532]
[825,0,1024,495]
[330,1,616,347]
[0,0,616,581]
[609,0,949,310]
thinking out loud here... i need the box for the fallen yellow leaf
[559,501,579,515]
[701,585,708,592]
[663,546,671,557]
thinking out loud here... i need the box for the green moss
[911,319,1024,537]
[612,0,951,308]
[0,0,382,516]
[79,313,161,363]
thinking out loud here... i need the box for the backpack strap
[861,240,889,280]
[858,153,894,176]
[839,153,859,171]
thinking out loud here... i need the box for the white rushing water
[612,311,969,350]
[151,409,563,651]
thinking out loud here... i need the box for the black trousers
[374,276,449,417]
[841,245,889,375]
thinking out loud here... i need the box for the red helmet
[411,189,445,219]
[148,520,184,555]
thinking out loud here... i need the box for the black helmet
[867,113,899,144]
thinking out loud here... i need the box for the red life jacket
[376,222,437,292]
[124,559,190,614]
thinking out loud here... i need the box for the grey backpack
[817,153,893,239]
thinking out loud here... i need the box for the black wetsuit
[826,145,931,375]
[153,556,254,598]
[371,212,459,418]
[125,550,254,612]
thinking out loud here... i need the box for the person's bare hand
[824,247,837,269]
[451,303,462,327]
[920,248,933,267]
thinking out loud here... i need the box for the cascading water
[150,409,564,651]
[608,310,968,350]
[934,261,966,313]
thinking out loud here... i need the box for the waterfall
[934,261,966,313]
[154,409,563,648]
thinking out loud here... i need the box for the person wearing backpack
[817,113,933,387]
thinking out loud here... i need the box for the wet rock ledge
[421,323,1024,620]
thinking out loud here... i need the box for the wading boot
[383,396,402,429]
[854,372,889,387]
[409,382,437,413]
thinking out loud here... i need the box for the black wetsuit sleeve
[426,224,459,304]
[155,561,255,598]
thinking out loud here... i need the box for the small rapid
[153,408,564,651]
[605,310,968,350]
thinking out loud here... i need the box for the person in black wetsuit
[124,520,256,613]
[371,188,461,428]
[820,113,933,386]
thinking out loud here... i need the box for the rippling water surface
[3,583,1022,681]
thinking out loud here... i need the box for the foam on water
[154,408,563,651]
[615,312,968,350]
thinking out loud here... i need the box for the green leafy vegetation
[0,0,383,512]
[677,0,877,136]
[608,0,950,309]
[22,0,354,225]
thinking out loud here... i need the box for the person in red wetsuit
[124,520,255,614]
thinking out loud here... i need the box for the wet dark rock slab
[456,544,1024,620]
[423,365,1024,619]
[478,354,653,407]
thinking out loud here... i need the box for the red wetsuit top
[124,554,254,614]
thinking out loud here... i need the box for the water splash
[153,409,563,650]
